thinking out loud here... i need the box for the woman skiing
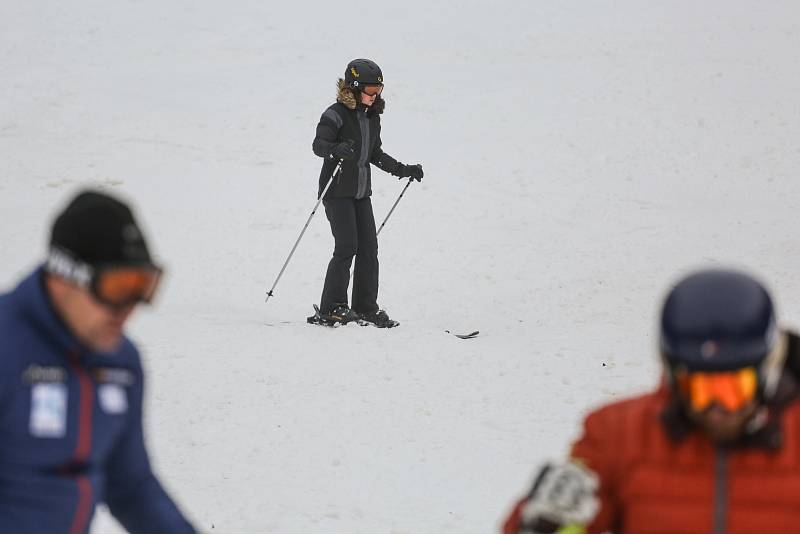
[309,58,423,328]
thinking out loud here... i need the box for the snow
[2,1,800,532]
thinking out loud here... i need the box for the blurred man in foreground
[503,269,800,533]
[0,190,195,533]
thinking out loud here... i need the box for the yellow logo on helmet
[377,76,383,83]
[350,67,359,78]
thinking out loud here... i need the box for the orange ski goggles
[91,266,162,309]
[361,84,383,96]
[675,367,758,412]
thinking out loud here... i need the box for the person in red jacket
[503,269,800,534]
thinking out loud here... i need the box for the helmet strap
[760,330,788,400]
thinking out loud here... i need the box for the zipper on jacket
[66,350,95,534]
[356,108,370,199]
[712,448,729,534]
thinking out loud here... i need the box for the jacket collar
[11,266,122,361]
[14,266,81,353]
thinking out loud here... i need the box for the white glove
[519,461,600,530]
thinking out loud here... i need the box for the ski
[446,330,479,339]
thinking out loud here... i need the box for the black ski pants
[320,197,379,314]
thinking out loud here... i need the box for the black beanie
[49,190,155,268]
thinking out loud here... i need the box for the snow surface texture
[2,1,800,532]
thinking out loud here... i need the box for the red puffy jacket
[504,377,800,533]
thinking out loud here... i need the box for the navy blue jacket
[0,268,194,533]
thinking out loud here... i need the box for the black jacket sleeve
[312,106,342,159]
[370,134,401,175]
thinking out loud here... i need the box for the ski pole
[376,178,413,237]
[265,160,342,302]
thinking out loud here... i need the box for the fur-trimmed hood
[336,79,384,114]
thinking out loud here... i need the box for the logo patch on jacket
[29,383,68,438]
[98,383,128,414]
[94,367,135,386]
[23,364,67,384]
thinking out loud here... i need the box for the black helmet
[660,269,786,399]
[344,58,383,88]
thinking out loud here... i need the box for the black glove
[395,163,424,182]
[331,140,356,161]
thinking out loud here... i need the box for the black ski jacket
[312,80,401,199]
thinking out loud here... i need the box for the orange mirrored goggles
[91,266,162,309]
[675,367,758,412]
[361,84,383,96]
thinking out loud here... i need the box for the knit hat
[48,190,155,279]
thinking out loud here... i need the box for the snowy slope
[2,1,800,532]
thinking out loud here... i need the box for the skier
[0,190,196,533]
[309,58,424,328]
[503,269,800,533]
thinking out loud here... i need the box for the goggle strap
[45,247,94,287]
[760,330,788,399]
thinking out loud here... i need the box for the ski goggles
[90,265,162,309]
[46,247,162,310]
[675,366,758,412]
[361,84,383,97]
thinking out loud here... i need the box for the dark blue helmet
[344,59,383,88]
[660,269,786,398]
[661,270,776,371]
